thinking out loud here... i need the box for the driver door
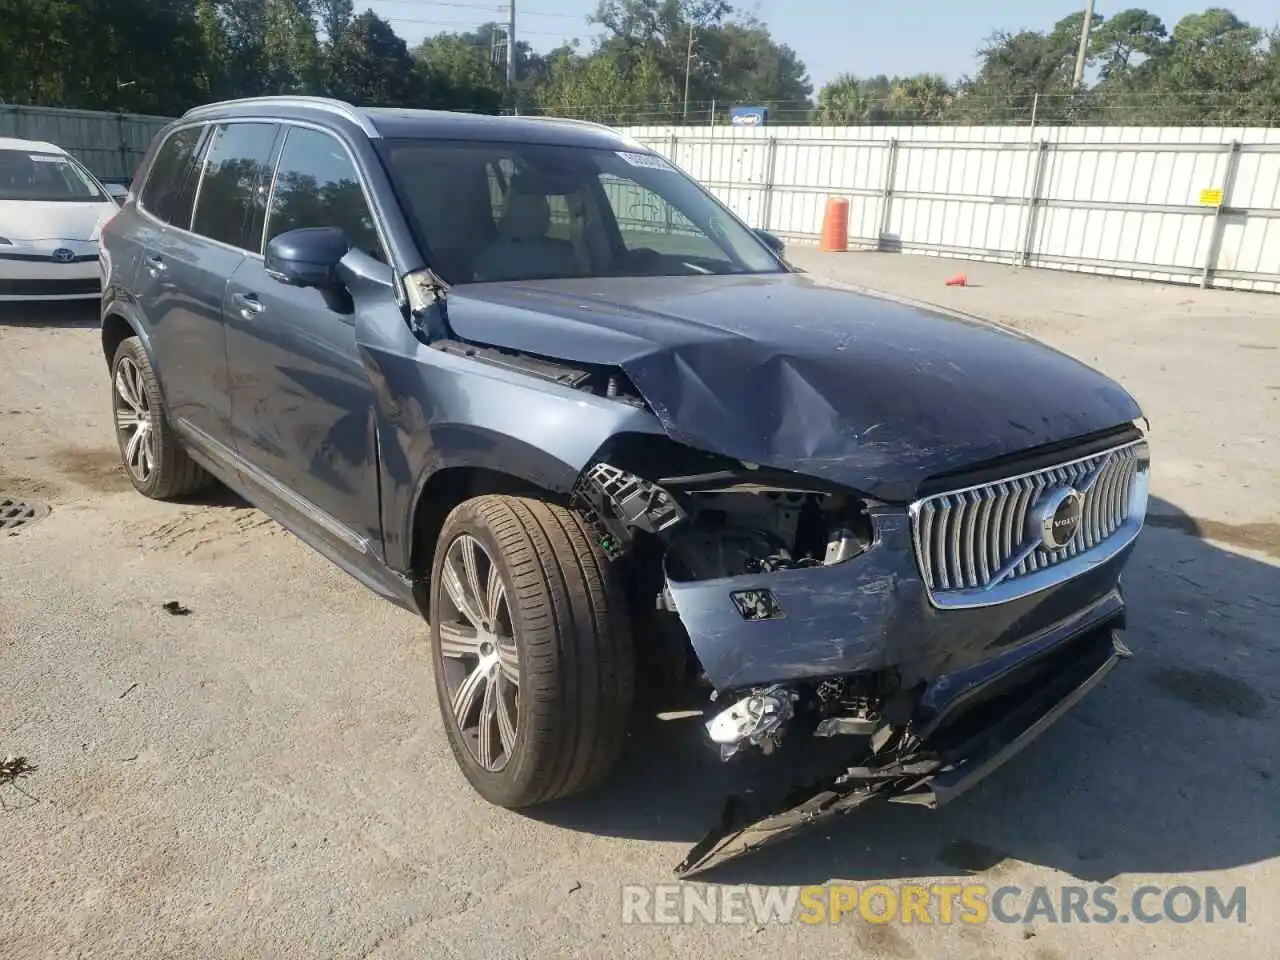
[223,124,387,558]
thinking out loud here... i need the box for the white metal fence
[619,124,1280,294]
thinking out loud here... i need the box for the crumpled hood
[0,199,115,242]
[445,272,1141,501]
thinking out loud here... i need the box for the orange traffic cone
[945,273,968,287]
[819,197,849,252]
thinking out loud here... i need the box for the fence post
[1200,139,1242,290]
[876,137,899,250]
[1018,139,1050,266]
[116,112,129,180]
[665,131,678,234]
[760,136,778,232]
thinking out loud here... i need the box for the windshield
[0,149,106,203]
[377,138,783,284]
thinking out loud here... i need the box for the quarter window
[139,126,206,227]
[265,127,381,260]
[190,122,279,251]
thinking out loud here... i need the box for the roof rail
[181,96,380,137]
[516,115,612,132]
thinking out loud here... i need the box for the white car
[0,136,119,302]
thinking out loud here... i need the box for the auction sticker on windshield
[617,151,672,170]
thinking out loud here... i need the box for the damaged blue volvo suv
[100,96,1150,875]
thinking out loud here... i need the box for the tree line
[0,0,1276,126]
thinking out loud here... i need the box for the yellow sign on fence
[1199,187,1224,206]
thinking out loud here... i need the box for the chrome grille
[910,439,1149,607]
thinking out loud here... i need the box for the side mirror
[265,226,349,289]
[754,228,785,256]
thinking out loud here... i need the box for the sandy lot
[1,251,1277,960]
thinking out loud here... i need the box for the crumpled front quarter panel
[352,305,663,572]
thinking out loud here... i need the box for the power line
[381,16,570,39]
[374,0,587,19]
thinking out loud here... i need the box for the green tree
[815,74,879,124]
[582,0,809,122]
[326,10,423,106]
[414,25,507,113]
[0,0,212,113]
[263,0,323,94]
[536,46,679,124]
[315,0,353,43]
[1089,8,1167,79]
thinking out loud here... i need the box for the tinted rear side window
[265,127,382,260]
[191,122,279,251]
[139,126,206,226]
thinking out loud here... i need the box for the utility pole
[506,0,516,91]
[1071,0,1095,87]
[681,24,694,120]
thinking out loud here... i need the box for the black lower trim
[0,252,97,264]
[0,277,100,296]
[927,628,1123,806]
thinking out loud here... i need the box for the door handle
[232,292,265,320]
[144,254,166,277]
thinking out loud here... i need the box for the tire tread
[431,494,634,806]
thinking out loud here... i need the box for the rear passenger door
[224,125,386,557]
[143,121,280,455]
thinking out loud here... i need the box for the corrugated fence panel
[4,108,1274,293]
[619,123,1280,293]
[1030,141,1226,284]
[0,104,170,180]
[1217,131,1280,292]
[888,141,1029,260]
[771,138,888,242]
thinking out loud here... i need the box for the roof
[0,136,66,155]
[180,96,645,151]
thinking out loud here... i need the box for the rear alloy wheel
[111,337,211,499]
[430,495,635,808]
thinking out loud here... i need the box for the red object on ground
[945,273,968,286]
[818,197,850,252]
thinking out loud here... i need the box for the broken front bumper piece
[675,627,1130,877]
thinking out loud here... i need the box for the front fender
[356,313,665,572]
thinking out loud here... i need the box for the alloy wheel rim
[438,533,520,772]
[113,356,155,484]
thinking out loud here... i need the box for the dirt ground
[1,251,1277,959]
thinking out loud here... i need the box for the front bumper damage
[569,438,1144,877]
[676,625,1129,876]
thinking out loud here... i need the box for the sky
[368,0,1280,90]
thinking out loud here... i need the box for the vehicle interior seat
[472,189,581,282]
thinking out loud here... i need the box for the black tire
[429,495,635,808]
[110,336,211,500]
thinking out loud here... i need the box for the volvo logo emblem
[52,248,75,264]
[1028,486,1084,551]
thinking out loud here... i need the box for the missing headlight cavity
[665,485,874,582]
[572,435,876,579]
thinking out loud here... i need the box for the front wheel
[429,495,635,808]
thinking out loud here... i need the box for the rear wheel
[111,337,211,499]
[429,495,635,808]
